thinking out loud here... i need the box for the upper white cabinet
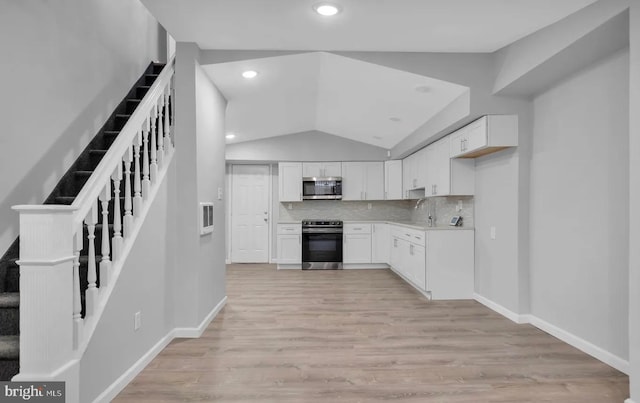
[424,136,474,197]
[384,160,403,200]
[402,148,427,198]
[342,162,384,201]
[371,223,390,264]
[278,162,302,202]
[302,162,342,178]
[450,115,518,158]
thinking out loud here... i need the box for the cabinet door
[371,223,390,264]
[323,162,342,177]
[278,163,302,202]
[277,234,301,264]
[449,126,468,158]
[433,137,451,196]
[415,147,428,189]
[390,236,401,269]
[364,162,384,200]
[302,163,323,178]
[343,234,372,264]
[426,230,474,299]
[341,162,365,200]
[409,243,426,290]
[465,116,488,152]
[424,143,437,196]
[403,155,416,195]
[384,160,403,200]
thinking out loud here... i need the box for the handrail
[71,56,175,227]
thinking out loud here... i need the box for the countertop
[277,220,473,231]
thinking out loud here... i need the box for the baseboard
[473,293,527,324]
[277,263,301,270]
[225,259,231,264]
[173,296,227,338]
[625,398,636,403]
[93,296,227,403]
[343,263,389,269]
[527,315,630,375]
[474,293,630,375]
[93,332,173,403]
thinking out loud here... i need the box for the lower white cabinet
[426,230,474,300]
[277,224,301,265]
[343,223,372,264]
[388,225,474,299]
[371,223,390,264]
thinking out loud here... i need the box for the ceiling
[142,0,597,53]
[204,52,469,148]
[142,0,598,149]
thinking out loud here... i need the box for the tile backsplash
[279,197,474,227]
[411,196,474,228]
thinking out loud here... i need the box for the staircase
[0,61,169,381]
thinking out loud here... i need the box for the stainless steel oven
[302,220,343,270]
[302,177,342,200]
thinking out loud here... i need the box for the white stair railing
[12,57,175,380]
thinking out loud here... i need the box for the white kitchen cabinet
[450,115,518,158]
[277,224,302,265]
[343,223,372,264]
[402,148,427,198]
[341,162,384,200]
[384,160,403,200]
[302,162,342,178]
[278,162,302,202]
[389,226,426,289]
[424,136,474,197]
[371,223,390,264]
[425,230,474,299]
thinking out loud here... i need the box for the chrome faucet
[414,197,428,210]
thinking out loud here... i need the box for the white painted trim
[527,315,630,375]
[474,293,630,375]
[17,255,75,266]
[93,296,227,403]
[225,259,231,264]
[625,399,636,403]
[473,293,527,324]
[277,263,302,269]
[343,263,389,269]
[174,296,227,338]
[92,331,174,403]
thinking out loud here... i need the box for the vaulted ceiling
[142,0,598,148]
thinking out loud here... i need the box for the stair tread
[0,336,19,360]
[0,294,19,309]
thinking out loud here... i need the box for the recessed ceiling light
[415,85,431,93]
[313,3,341,16]
[226,133,236,140]
[389,117,402,122]
[242,70,258,79]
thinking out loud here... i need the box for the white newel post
[164,86,172,152]
[11,205,77,377]
[99,184,111,289]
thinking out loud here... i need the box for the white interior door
[231,165,270,263]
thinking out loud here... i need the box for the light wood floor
[115,264,628,402]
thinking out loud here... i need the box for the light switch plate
[217,187,223,200]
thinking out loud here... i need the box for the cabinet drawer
[390,226,425,246]
[277,224,301,235]
[344,223,372,234]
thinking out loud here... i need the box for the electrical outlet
[490,226,496,240]
[457,200,463,212]
[217,187,223,200]
[367,203,372,210]
[134,311,141,331]
[288,203,293,210]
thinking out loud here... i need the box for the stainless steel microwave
[302,177,342,200]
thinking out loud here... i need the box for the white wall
[79,161,177,402]
[195,62,227,321]
[529,49,630,361]
[629,3,640,400]
[173,42,227,329]
[0,0,165,255]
